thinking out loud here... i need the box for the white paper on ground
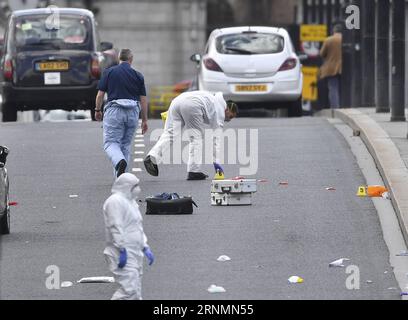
[77,276,115,283]
[61,281,73,288]
[288,276,304,283]
[207,284,226,293]
[217,255,231,262]
[329,258,350,267]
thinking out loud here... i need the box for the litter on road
[207,284,226,293]
[279,181,289,185]
[329,258,350,267]
[381,192,391,200]
[366,280,373,284]
[217,255,231,262]
[69,195,78,198]
[396,251,408,256]
[8,201,18,206]
[61,281,73,288]
[357,185,388,198]
[77,276,115,283]
[325,187,336,191]
[288,276,304,284]
[257,179,268,183]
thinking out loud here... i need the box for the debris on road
[357,185,388,198]
[288,276,304,284]
[325,187,336,191]
[217,255,231,262]
[69,195,79,198]
[395,251,408,256]
[8,201,18,206]
[61,281,73,288]
[257,179,268,183]
[329,258,350,267]
[279,181,289,186]
[366,280,373,284]
[207,284,226,293]
[400,292,408,296]
[77,276,115,283]
[381,192,391,200]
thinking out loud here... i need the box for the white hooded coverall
[103,173,147,300]
[148,90,226,172]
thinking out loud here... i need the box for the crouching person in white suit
[103,173,155,300]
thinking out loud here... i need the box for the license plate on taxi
[235,84,267,92]
[36,61,69,71]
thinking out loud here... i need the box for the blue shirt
[97,62,146,102]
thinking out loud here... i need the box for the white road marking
[134,139,144,143]
[134,151,144,154]
[134,158,143,162]
[134,144,145,148]
[132,168,142,172]
[135,135,144,138]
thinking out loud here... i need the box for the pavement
[0,117,403,299]
[317,108,408,247]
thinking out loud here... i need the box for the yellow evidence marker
[214,170,225,180]
[357,185,388,197]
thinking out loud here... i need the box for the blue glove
[143,247,155,266]
[213,162,224,174]
[118,248,127,269]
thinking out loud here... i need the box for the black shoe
[187,172,209,180]
[115,159,127,178]
[144,155,159,176]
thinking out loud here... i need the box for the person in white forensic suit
[103,173,154,300]
[144,91,238,180]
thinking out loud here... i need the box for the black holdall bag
[145,193,198,215]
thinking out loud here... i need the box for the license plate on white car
[235,84,267,92]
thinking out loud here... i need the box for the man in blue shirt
[95,49,148,177]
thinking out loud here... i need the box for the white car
[191,26,304,116]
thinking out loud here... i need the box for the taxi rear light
[91,57,100,78]
[4,58,13,80]
[203,58,223,72]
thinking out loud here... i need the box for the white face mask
[131,185,141,199]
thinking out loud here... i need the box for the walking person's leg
[121,108,140,168]
[103,107,127,176]
[327,75,340,109]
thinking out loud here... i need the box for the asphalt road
[0,116,401,300]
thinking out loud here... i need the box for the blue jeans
[327,75,341,109]
[103,103,140,175]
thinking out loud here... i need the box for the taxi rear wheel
[2,102,17,122]
[0,194,10,235]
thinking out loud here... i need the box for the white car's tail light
[278,58,297,72]
[203,58,223,72]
